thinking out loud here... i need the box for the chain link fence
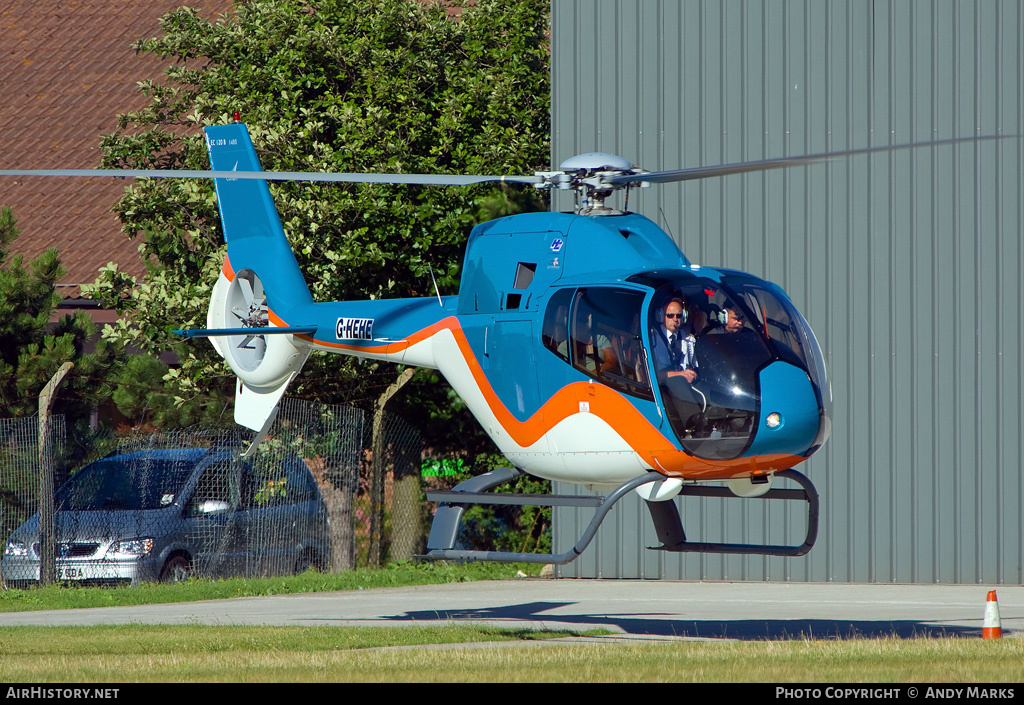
[0,415,64,550]
[363,406,424,567]
[0,399,434,587]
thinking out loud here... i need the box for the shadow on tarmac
[380,601,984,640]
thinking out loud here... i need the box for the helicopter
[1,123,998,565]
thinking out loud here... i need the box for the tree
[0,206,114,440]
[85,0,551,431]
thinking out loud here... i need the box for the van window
[187,460,238,513]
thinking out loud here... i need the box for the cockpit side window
[724,280,831,412]
[570,287,652,400]
[542,288,574,362]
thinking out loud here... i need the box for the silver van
[1,447,332,587]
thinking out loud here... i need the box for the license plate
[57,567,84,580]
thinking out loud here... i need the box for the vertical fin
[203,123,312,312]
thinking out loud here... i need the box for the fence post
[38,361,73,586]
[390,430,424,561]
[369,367,415,569]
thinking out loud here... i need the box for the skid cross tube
[647,469,819,557]
[422,468,661,565]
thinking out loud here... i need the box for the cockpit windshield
[633,271,831,460]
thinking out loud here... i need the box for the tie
[669,333,680,366]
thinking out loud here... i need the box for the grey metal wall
[551,0,1024,583]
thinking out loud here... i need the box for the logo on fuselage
[335,317,374,341]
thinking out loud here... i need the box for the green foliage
[420,457,467,478]
[0,207,114,424]
[252,476,288,506]
[424,452,552,555]
[86,0,551,427]
[460,473,553,555]
[393,369,503,458]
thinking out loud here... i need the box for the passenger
[564,312,616,375]
[617,312,648,384]
[720,303,747,334]
[694,299,767,401]
[703,301,751,336]
[546,302,570,360]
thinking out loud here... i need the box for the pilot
[652,297,698,382]
[651,296,704,428]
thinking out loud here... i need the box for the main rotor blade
[607,135,1012,186]
[0,168,543,186]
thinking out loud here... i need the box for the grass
[0,626,1021,682]
[0,561,540,612]
[3,564,1022,683]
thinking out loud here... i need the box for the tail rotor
[226,269,269,372]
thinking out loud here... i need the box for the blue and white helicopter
[2,122,991,565]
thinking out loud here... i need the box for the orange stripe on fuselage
[277,313,804,480]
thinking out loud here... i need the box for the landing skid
[421,467,819,564]
[645,469,819,557]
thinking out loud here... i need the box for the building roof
[0,0,233,297]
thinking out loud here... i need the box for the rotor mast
[533,152,649,215]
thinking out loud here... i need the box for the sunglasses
[665,313,684,319]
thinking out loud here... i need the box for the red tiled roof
[0,0,234,296]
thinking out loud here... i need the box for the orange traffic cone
[982,590,1002,639]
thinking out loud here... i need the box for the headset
[655,296,688,325]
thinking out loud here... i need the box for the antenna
[659,206,677,241]
[428,264,443,308]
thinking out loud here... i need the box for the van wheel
[294,551,318,575]
[160,556,192,583]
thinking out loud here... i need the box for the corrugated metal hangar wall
[550,0,1024,583]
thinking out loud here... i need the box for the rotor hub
[534,152,649,215]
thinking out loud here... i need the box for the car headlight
[108,538,154,557]
[4,540,28,558]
